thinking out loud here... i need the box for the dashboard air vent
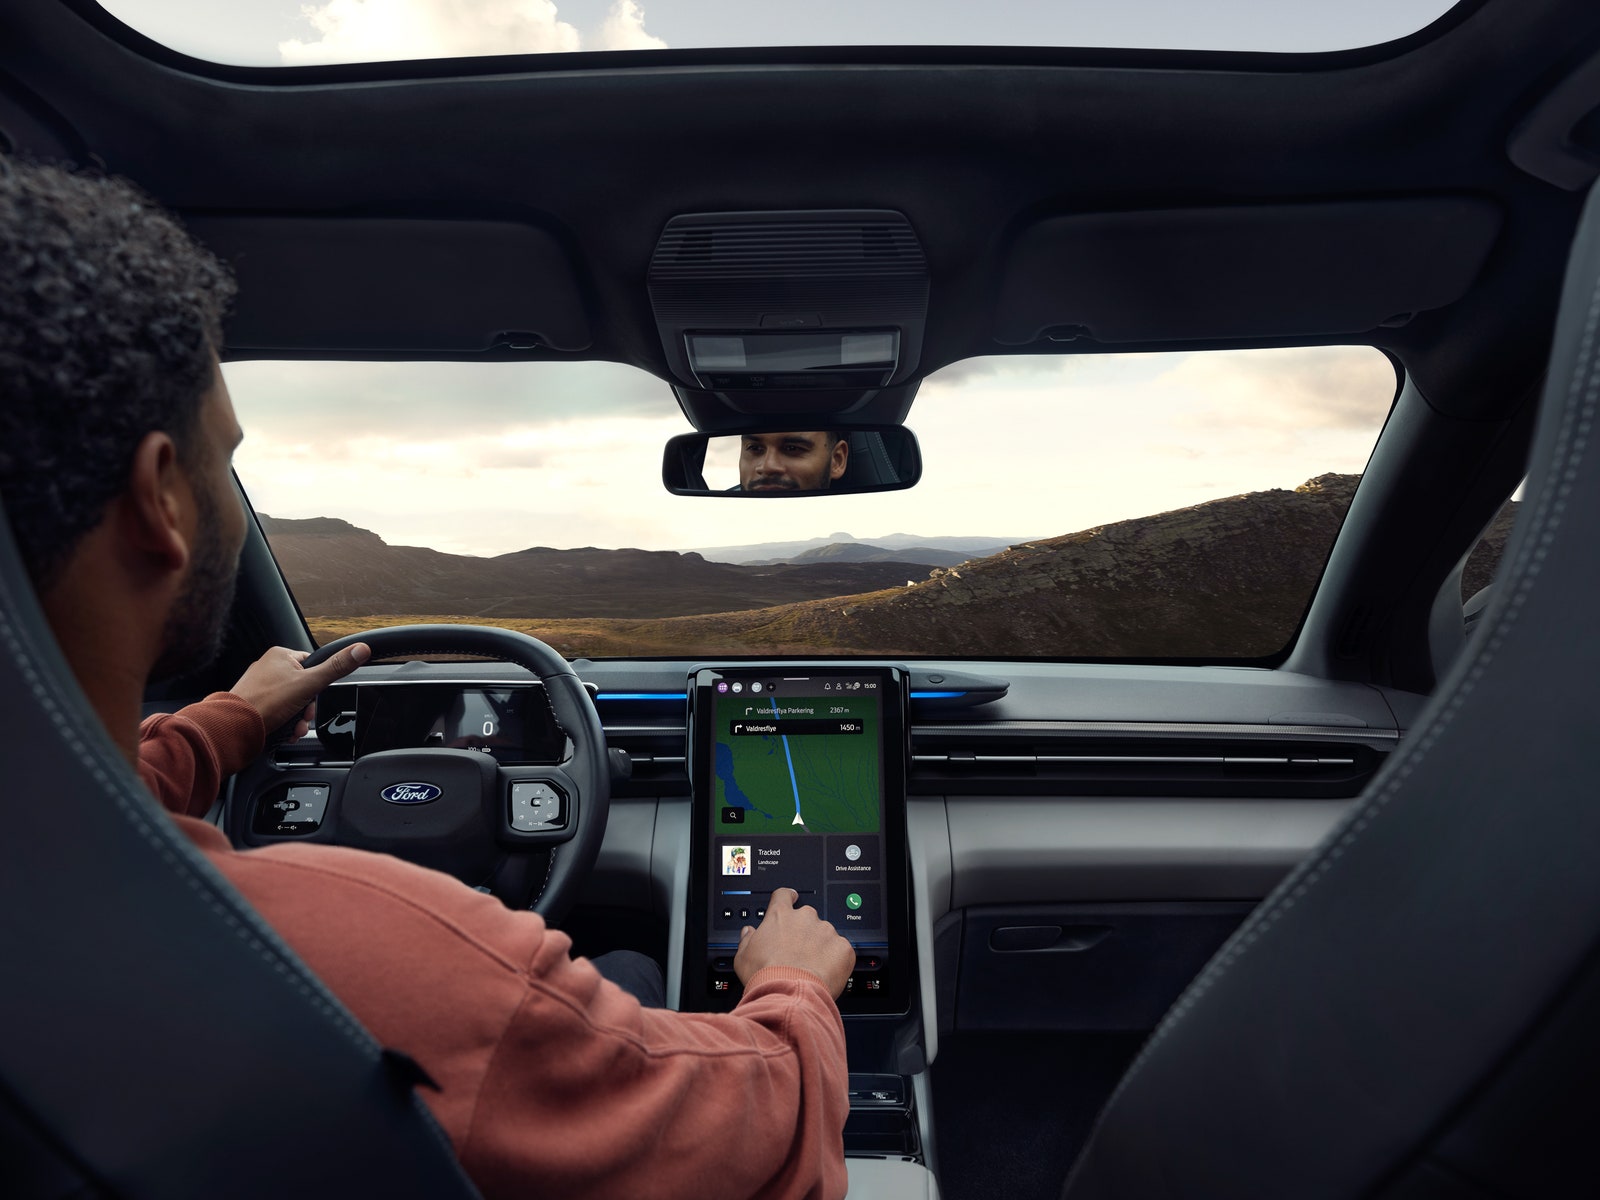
[910,725,1391,799]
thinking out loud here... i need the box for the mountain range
[256,517,943,619]
[280,476,1517,660]
[690,532,1026,565]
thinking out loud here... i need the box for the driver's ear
[119,431,191,575]
[830,437,849,480]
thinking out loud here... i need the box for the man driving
[0,159,853,1200]
[740,431,849,492]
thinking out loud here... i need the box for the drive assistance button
[510,781,565,831]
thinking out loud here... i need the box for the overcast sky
[96,0,1413,556]
[225,348,1397,557]
[99,0,1463,65]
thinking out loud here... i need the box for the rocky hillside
[258,516,935,619]
[287,476,1524,660]
[1462,498,1519,601]
[571,474,1368,658]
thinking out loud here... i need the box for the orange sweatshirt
[139,693,849,1200]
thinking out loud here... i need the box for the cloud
[922,351,1173,396]
[1158,345,1398,432]
[233,409,693,553]
[224,359,675,455]
[279,0,664,64]
[925,355,1065,388]
[229,346,1396,557]
[592,1,668,51]
[478,445,550,469]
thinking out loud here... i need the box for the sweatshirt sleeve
[462,938,850,1200]
[168,813,850,1200]
[137,692,267,817]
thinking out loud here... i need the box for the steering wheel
[295,624,609,924]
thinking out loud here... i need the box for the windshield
[226,346,1395,660]
[98,0,1467,67]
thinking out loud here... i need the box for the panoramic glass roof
[96,0,1467,68]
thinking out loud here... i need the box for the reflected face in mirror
[662,425,921,497]
[739,431,850,493]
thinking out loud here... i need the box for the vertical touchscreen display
[697,670,904,1010]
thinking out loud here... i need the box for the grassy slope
[306,474,1382,658]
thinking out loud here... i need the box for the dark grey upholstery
[0,512,479,1194]
[840,431,916,489]
[1062,182,1600,1199]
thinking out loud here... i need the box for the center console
[680,665,929,1171]
[681,665,914,1015]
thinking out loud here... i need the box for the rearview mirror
[662,426,922,497]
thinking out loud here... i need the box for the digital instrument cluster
[316,682,567,764]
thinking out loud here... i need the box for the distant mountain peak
[256,514,382,540]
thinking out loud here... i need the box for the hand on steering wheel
[280,625,610,923]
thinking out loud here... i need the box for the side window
[1461,491,1521,606]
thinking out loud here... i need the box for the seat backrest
[840,430,915,489]
[1063,180,1600,1200]
[0,505,480,1198]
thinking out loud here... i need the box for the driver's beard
[149,483,239,684]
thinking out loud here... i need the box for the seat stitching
[531,845,557,906]
[0,587,379,1056]
[1081,263,1600,1123]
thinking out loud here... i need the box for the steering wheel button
[509,781,565,831]
[255,783,332,836]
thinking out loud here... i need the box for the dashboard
[218,656,1410,1090]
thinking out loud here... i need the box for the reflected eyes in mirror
[662,425,923,497]
[739,432,846,493]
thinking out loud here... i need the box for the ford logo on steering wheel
[381,782,443,805]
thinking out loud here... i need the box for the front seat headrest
[1063,182,1600,1198]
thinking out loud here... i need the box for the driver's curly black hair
[0,158,235,589]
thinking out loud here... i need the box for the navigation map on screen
[714,688,880,836]
[706,673,887,951]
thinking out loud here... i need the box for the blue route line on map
[770,695,802,822]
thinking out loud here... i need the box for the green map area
[714,692,881,835]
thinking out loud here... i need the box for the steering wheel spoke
[230,625,610,924]
[498,765,582,846]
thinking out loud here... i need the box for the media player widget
[714,836,823,929]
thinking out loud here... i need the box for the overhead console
[681,665,914,1016]
[648,210,929,427]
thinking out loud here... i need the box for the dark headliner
[0,0,1592,413]
[4,0,1599,688]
